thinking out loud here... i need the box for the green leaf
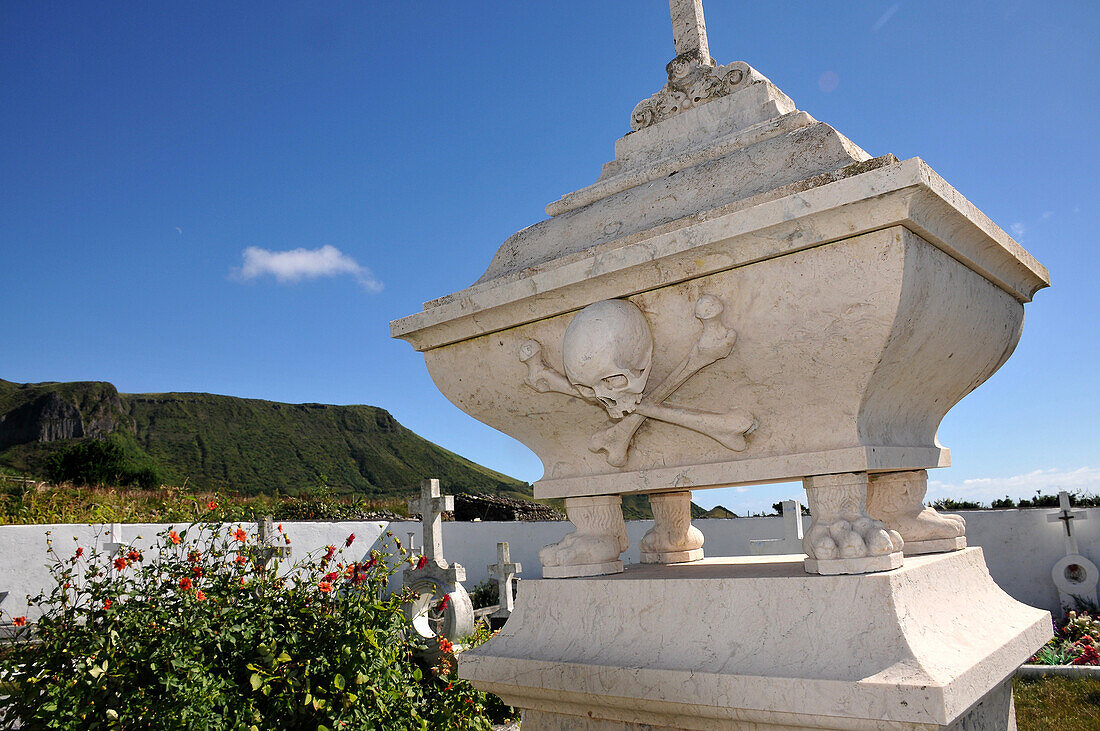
[275,651,291,664]
[249,673,263,691]
[332,673,345,691]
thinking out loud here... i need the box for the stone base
[640,548,704,565]
[461,549,1049,730]
[904,536,967,556]
[543,560,623,578]
[804,550,903,575]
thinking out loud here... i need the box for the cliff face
[0,380,126,451]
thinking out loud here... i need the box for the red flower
[323,571,339,582]
[277,523,283,533]
[195,591,207,602]
[187,551,201,563]
[436,594,450,612]
[345,533,356,548]
[416,555,427,570]
[445,682,453,691]
[318,581,333,593]
[103,600,112,609]
[74,547,84,559]
[234,555,247,566]
[126,550,141,562]
[12,616,26,627]
[239,578,246,587]
[365,557,377,569]
[168,531,180,545]
[284,535,291,545]
[113,557,128,571]
[232,527,247,543]
[207,500,218,510]
[192,566,203,577]
[179,577,193,591]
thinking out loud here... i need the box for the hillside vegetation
[0,379,527,500]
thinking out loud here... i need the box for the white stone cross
[749,500,806,556]
[102,522,126,554]
[408,478,454,564]
[1048,490,1088,555]
[488,542,522,615]
[669,0,712,63]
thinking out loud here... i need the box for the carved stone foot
[802,472,903,575]
[540,495,629,578]
[867,470,967,555]
[640,491,704,564]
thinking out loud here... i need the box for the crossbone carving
[519,295,756,468]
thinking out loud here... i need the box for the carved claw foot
[640,491,704,564]
[867,470,967,555]
[540,495,629,578]
[802,472,903,575]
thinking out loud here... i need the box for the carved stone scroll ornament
[866,470,966,555]
[630,55,748,132]
[802,472,904,576]
[518,295,757,468]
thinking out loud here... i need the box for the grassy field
[1014,675,1100,730]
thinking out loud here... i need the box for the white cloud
[234,245,382,293]
[872,2,901,32]
[1041,211,1054,220]
[1010,222,1027,239]
[928,467,1100,505]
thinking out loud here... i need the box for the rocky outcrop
[0,392,85,450]
[453,492,565,522]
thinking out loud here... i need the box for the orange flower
[234,555,247,566]
[207,500,218,510]
[438,637,454,654]
[179,577,193,591]
[104,600,112,609]
[168,530,180,545]
[126,550,141,562]
[113,557,128,571]
[318,581,333,593]
[195,591,207,602]
[239,578,246,587]
[12,616,26,627]
[232,527,247,543]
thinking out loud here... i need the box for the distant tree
[991,496,1016,509]
[931,498,983,511]
[45,438,160,489]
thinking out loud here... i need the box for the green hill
[0,379,527,499]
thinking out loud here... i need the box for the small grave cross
[488,542,522,616]
[669,0,712,63]
[1048,491,1088,555]
[255,515,291,570]
[749,500,806,556]
[409,478,453,565]
[102,522,126,555]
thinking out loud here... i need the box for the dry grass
[1014,675,1100,730]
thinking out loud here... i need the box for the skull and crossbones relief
[519,295,757,467]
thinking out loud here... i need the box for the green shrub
[43,438,160,490]
[0,520,510,730]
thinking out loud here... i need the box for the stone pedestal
[460,548,1050,730]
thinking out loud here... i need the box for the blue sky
[2,1,1097,515]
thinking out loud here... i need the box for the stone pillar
[867,469,966,555]
[539,495,629,578]
[640,491,704,564]
[802,472,903,575]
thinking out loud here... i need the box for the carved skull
[562,299,653,419]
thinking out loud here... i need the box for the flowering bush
[0,522,512,730]
[1028,610,1100,667]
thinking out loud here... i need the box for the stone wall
[0,508,1093,619]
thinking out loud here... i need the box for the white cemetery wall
[0,508,1094,619]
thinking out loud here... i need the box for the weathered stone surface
[452,493,564,522]
[460,549,1050,729]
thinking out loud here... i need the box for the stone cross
[102,522,126,554]
[488,542,522,616]
[669,0,711,63]
[408,478,454,565]
[255,515,291,569]
[749,500,806,556]
[1048,491,1088,555]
